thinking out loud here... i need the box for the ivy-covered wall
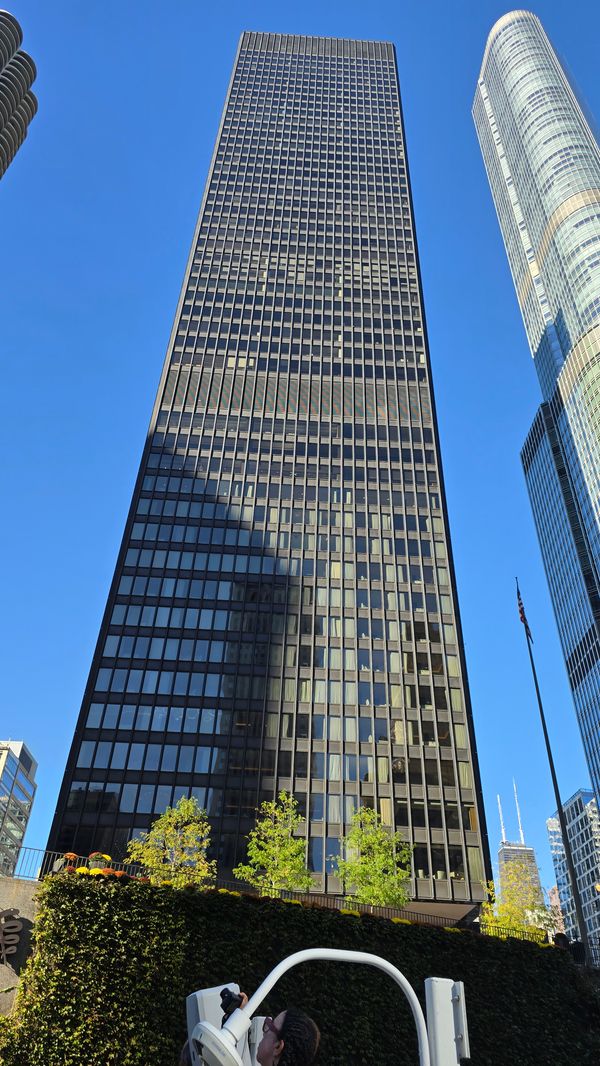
[0,877,598,1066]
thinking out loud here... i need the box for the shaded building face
[474,12,600,808]
[0,11,37,178]
[49,32,489,906]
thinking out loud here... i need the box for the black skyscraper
[49,32,490,909]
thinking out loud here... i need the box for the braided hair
[278,1007,320,1066]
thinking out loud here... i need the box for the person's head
[257,1007,320,1066]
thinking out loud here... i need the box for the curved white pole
[223,947,431,1066]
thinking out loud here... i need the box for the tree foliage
[233,790,312,896]
[125,796,216,888]
[481,859,549,936]
[334,805,412,907]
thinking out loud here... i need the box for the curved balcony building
[474,12,600,804]
[0,10,37,179]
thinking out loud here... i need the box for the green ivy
[1,876,599,1065]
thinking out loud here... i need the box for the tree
[233,791,312,897]
[125,796,216,889]
[333,806,412,907]
[481,858,550,938]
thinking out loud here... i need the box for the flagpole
[517,579,591,966]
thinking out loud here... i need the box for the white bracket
[425,978,470,1066]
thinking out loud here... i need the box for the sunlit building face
[474,12,600,809]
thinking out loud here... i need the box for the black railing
[8,847,139,881]
[214,877,464,927]
[6,850,461,928]
[9,848,599,968]
[479,921,548,945]
[7,848,468,928]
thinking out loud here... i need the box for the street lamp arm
[223,947,431,1066]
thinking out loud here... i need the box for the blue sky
[1,1,598,890]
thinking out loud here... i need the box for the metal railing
[8,847,139,881]
[7,847,468,929]
[213,877,467,928]
[479,921,548,945]
[11,848,600,969]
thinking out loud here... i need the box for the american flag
[516,580,533,643]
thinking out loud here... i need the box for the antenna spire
[497,794,506,843]
[513,778,525,845]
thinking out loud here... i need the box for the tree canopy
[125,796,216,889]
[334,805,412,907]
[233,790,312,897]
[481,858,552,938]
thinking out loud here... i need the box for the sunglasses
[262,1017,282,1039]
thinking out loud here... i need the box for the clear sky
[1,0,598,891]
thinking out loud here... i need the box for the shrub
[0,876,598,1066]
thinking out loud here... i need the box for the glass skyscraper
[0,741,37,876]
[49,32,489,908]
[474,12,600,806]
[547,788,600,942]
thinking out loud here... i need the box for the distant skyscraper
[497,785,544,905]
[547,788,600,942]
[548,885,565,933]
[0,11,37,179]
[0,741,37,875]
[48,31,490,909]
[474,11,600,806]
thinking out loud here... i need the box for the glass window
[195,747,211,774]
[120,784,137,813]
[154,785,172,813]
[76,741,94,768]
[308,836,323,872]
[178,747,194,773]
[137,784,155,814]
[94,742,111,769]
[161,746,177,771]
[110,743,128,770]
[183,707,199,733]
[144,745,161,771]
[328,754,341,780]
[311,753,325,779]
[151,707,168,731]
[325,837,340,874]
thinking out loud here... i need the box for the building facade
[48,32,490,906]
[547,788,600,942]
[0,11,36,179]
[0,741,37,875]
[474,11,600,805]
[498,841,544,906]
